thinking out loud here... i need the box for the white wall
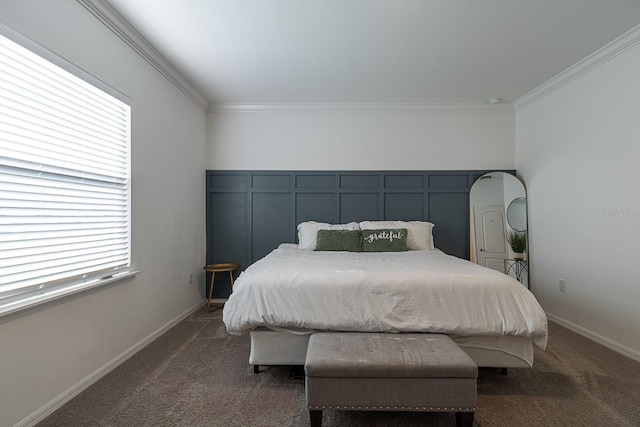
[0,2,207,425]
[207,107,514,170]
[516,36,640,359]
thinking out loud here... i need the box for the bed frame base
[249,330,533,371]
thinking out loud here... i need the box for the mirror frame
[469,172,529,287]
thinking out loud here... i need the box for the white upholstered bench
[304,332,478,427]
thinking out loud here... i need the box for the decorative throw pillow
[361,228,408,252]
[359,221,434,250]
[315,230,362,252]
[297,221,360,250]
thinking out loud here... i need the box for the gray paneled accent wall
[206,170,514,297]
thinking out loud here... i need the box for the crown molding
[208,102,514,114]
[514,24,640,111]
[77,0,210,111]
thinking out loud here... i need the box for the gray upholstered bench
[304,332,478,427]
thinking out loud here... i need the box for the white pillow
[359,221,434,250]
[297,221,360,250]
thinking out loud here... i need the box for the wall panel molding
[206,170,514,297]
[206,170,515,298]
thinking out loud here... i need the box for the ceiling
[105,0,640,106]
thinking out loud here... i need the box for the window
[0,31,133,316]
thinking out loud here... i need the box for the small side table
[504,259,528,288]
[203,263,240,311]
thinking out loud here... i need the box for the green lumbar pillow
[361,228,408,252]
[315,229,363,252]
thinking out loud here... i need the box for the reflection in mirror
[469,172,528,287]
[507,197,527,232]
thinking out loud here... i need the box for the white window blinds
[0,33,131,311]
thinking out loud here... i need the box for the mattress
[223,244,548,350]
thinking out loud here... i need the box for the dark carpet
[37,305,640,427]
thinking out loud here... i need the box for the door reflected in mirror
[470,172,528,286]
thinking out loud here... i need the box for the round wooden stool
[203,263,240,311]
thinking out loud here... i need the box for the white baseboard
[14,300,205,427]
[546,312,640,363]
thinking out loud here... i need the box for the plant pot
[513,252,524,261]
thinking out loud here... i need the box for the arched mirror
[470,172,528,287]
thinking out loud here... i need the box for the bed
[222,221,548,370]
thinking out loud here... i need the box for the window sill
[0,270,140,318]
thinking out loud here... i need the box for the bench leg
[456,411,474,427]
[289,365,305,379]
[253,365,260,374]
[309,410,322,427]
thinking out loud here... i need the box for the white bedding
[222,244,548,350]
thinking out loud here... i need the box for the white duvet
[223,244,548,350]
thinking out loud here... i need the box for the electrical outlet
[188,272,193,285]
[559,279,566,292]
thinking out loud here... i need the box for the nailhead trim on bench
[308,405,476,412]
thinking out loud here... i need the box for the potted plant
[507,230,527,260]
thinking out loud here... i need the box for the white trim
[76,0,210,111]
[546,312,640,364]
[13,300,205,427]
[0,271,140,318]
[515,24,640,110]
[209,103,514,114]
